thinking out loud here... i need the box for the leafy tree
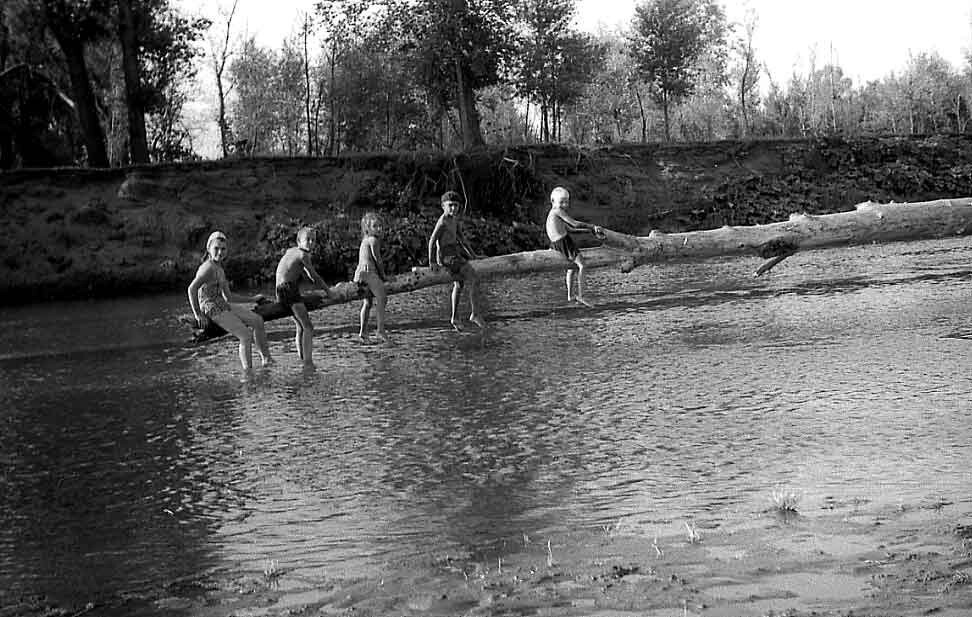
[627,0,727,141]
[208,0,237,157]
[728,8,759,137]
[390,0,515,149]
[39,0,112,166]
[131,0,208,161]
[573,32,642,143]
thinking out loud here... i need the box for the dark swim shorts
[550,235,579,261]
[275,280,303,308]
[441,254,472,286]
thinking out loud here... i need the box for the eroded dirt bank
[2,135,971,304]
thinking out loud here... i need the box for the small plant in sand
[684,521,702,544]
[263,558,281,587]
[771,486,802,513]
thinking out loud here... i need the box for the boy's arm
[428,219,444,267]
[301,252,331,295]
[456,225,477,259]
[555,209,598,233]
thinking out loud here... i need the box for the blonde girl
[353,212,389,341]
[187,231,273,371]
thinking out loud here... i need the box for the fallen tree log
[183,197,972,342]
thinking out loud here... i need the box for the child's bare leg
[467,278,485,328]
[574,256,592,306]
[291,303,315,367]
[450,282,463,331]
[371,280,388,339]
[233,306,273,365]
[291,316,305,358]
[565,268,575,302]
[212,311,255,371]
[358,297,372,339]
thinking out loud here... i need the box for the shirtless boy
[275,226,331,367]
[428,191,486,331]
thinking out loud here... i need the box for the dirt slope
[2,135,971,304]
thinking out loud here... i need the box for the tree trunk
[117,0,148,164]
[302,13,312,155]
[634,87,647,142]
[54,33,108,167]
[454,57,484,148]
[661,92,671,142]
[185,197,972,343]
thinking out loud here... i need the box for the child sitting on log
[545,186,603,307]
[275,226,332,368]
[187,230,273,372]
[353,211,390,342]
[428,190,486,331]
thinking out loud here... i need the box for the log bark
[183,197,972,342]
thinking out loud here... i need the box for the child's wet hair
[550,186,569,201]
[360,211,381,236]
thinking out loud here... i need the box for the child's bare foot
[575,296,594,308]
[358,333,369,343]
[450,319,464,332]
[469,314,486,329]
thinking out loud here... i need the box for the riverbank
[16,497,972,616]
[2,135,972,305]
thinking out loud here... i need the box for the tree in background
[513,0,603,142]
[208,0,237,157]
[627,0,726,141]
[39,0,112,166]
[390,0,515,149]
[117,0,148,163]
[729,7,759,138]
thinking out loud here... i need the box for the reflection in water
[1,237,972,608]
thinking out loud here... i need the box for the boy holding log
[545,186,603,307]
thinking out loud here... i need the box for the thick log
[597,197,972,269]
[183,197,972,342]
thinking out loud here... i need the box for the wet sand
[49,498,967,617]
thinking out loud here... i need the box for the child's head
[360,211,382,237]
[296,226,317,250]
[550,186,570,209]
[441,190,463,216]
[206,230,228,261]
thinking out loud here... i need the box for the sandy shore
[33,498,958,617]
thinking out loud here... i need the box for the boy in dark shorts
[275,226,331,367]
[428,191,486,331]
[545,186,603,307]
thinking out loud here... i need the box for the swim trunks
[440,254,471,286]
[550,235,579,261]
[275,280,303,308]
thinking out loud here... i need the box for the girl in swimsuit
[353,212,390,342]
[187,231,273,371]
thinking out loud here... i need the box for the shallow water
[1,237,971,607]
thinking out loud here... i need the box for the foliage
[387,0,516,148]
[512,0,605,142]
[627,0,728,141]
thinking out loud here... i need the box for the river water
[1,237,971,609]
